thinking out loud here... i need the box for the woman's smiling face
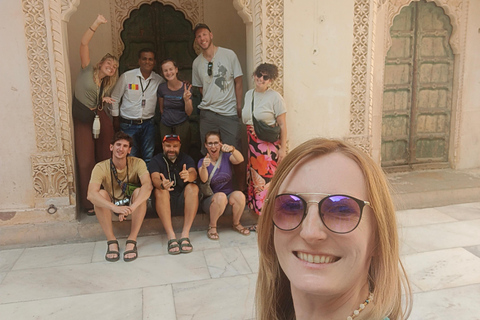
[273,152,376,298]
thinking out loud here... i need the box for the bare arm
[186,167,198,182]
[87,182,116,212]
[276,113,287,163]
[234,76,243,118]
[80,14,107,68]
[183,83,193,116]
[221,143,243,165]
[158,97,164,114]
[198,155,210,183]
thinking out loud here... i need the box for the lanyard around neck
[138,76,151,96]
[110,158,129,201]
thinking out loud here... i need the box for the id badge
[141,99,146,107]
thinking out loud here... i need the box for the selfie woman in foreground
[256,138,412,320]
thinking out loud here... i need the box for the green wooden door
[382,0,454,168]
[119,2,197,81]
[118,2,203,160]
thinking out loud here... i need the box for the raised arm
[183,83,193,116]
[234,76,243,118]
[80,14,108,68]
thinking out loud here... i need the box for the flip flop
[178,237,193,254]
[123,240,138,262]
[105,240,120,262]
[167,239,180,255]
[207,226,219,240]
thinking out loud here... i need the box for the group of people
[74,15,413,319]
[73,16,287,259]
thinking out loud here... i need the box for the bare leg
[94,190,119,259]
[179,183,199,250]
[207,193,228,240]
[125,188,147,259]
[230,191,250,235]
[153,188,179,254]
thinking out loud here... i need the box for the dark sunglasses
[163,134,180,142]
[255,71,270,81]
[272,193,371,234]
[207,62,213,76]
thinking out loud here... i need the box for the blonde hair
[256,138,412,320]
[93,53,119,94]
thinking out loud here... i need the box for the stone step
[389,168,480,210]
[0,205,258,249]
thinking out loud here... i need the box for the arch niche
[20,0,284,217]
[368,0,468,165]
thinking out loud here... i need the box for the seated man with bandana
[148,134,199,255]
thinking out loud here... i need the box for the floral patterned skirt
[246,125,280,215]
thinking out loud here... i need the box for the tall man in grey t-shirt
[192,24,243,155]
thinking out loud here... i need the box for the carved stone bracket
[109,0,204,59]
[32,154,69,198]
[233,0,253,23]
[61,0,80,22]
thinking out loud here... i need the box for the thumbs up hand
[203,154,211,168]
[180,163,190,182]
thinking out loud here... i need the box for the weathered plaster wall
[283,0,355,149]
[68,1,115,87]
[457,0,480,169]
[204,0,247,91]
[0,1,37,210]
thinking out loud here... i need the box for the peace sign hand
[183,83,192,100]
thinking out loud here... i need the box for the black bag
[72,81,105,123]
[72,95,96,123]
[198,152,222,198]
[251,92,281,143]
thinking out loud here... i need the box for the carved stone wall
[347,0,376,153]
[109,0,204,59]
[22,0,72,203]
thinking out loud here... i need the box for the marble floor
[1,202,480,319]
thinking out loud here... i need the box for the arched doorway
[119,2,202,159]
[381,0,454,169]
[119,2,197,80]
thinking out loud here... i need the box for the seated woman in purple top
[157,59,193,154]
[198,131,250,240]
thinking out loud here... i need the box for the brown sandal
[232,223,250,236]
[207,226,219,240]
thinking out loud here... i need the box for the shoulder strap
[207,151,223,183]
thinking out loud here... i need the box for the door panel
[382,0,454,168]
[119,2,197,78]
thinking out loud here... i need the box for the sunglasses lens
[208,62,213,76]
[320,196,361,233]
[273,194,305,230]
[263,75,270,80]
